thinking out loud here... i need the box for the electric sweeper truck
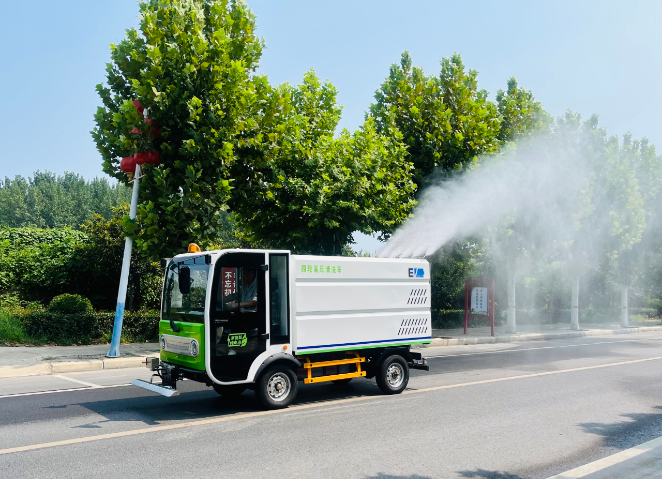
[133,245,431,409]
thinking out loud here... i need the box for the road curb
[424,325,662,347]
[0,357,147,379]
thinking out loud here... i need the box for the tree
[369,52,501,187]
[0,172,130,229]
[93,0,268,258]
[230,71,416,254]
[496,77,551,143]
[437,54,501,170]
[610,134,655,326]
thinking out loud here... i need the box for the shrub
[96,310,160,343]
[0,309,27,344]
[431,309,465,329]
[48,294,93,315]
[20,311,100,344]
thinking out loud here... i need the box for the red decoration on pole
[145,151,160,166]
[120,156,136,173]
[134,152,148,165]
[134,151,161,167]
[464,277,495,337]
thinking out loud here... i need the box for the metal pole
[464,280,469,334]
[107,163,141,357]
[490,279,495,337]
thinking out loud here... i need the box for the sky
[0,0,660,250]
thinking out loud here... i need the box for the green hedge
[20,311,100,344]
[18,310,160,345]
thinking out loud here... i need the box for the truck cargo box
[291,255,431,354]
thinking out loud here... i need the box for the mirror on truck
[178,266,191,295]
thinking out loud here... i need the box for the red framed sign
[464,277,495,336]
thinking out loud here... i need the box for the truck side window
[218,267,258,313]
[269,254,289,344]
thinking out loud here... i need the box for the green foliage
[369,52,501,185]
[95,310,160,343]
[0,227,86,298]
[20,311,100,344]
[496,78,552,142]
[93,0,268,258]
[0,309,27,344]
[48,294,93,315]
[70,205,163,310]
[230,71,416,254]
[0,172,130,229]
[0,207,162,311]
[18,309,160,345]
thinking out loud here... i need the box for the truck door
[210,252,267,382]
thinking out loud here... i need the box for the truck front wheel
[376,355,409,394]
[256,364,298,409]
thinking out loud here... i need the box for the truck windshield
[162,258,210,324]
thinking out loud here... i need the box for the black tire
[256,364,298,410]
[376,355,409,395]
[331,378,353,385]
[213,384,247,398]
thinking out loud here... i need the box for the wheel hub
[386,363,404,388]
[267,373,291,401]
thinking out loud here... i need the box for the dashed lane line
[0,383,130,399]
[53,375,103,388]
[1,355,660,456]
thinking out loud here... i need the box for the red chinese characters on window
[221,268,236,300]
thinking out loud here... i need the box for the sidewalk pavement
[0,343,159,378]
[0,320,660,378]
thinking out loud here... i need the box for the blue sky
[1,0,659,180]
[0,1,659,251]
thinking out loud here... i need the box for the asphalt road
[1,332,661,479]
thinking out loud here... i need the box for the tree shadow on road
[457,469,527,479]
[578,406,662,450]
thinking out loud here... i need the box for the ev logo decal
[408,268,425,278]
[227,333,248,347]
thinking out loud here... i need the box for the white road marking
[1,355,660,456]
[545,436,662,478]
[425,337,662,359]
[0,383,130,399]
[53,375,102,388]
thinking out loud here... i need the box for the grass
[0,308,28,344]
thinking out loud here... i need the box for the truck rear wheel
[256,364,298,409]
[213,384,246,398]
[376,355,409,394]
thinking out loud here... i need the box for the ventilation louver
[397,317,429,336]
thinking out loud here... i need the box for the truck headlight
[189,339,199,357]
[160,335,167,350]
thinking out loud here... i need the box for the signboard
[221,267,236,299]
[471,287,488,315]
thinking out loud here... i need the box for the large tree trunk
[620,285,629,328]
[506,269,516,333]
[570,276,580,330]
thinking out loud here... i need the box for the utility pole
[107,163,141,358]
